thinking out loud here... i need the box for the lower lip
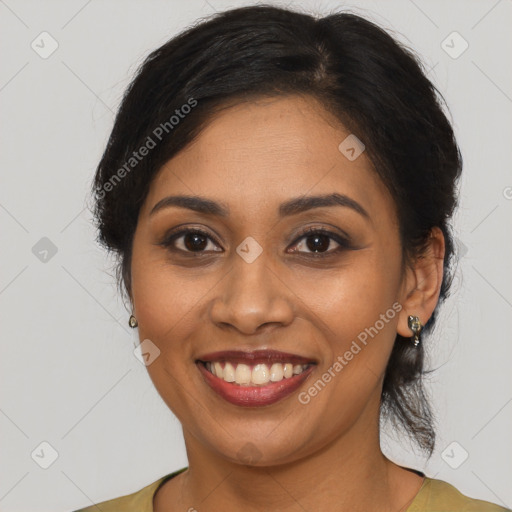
[196,362,315,407]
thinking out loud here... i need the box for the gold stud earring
[407,315,422,347]
[128,314,138,328]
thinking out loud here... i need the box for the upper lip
[196,349,317,366]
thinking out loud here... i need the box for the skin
[129,95,445,512]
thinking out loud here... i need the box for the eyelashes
[157,225,355,259]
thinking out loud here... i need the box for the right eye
[159,228,223,255]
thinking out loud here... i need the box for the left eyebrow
[278,193,371,221]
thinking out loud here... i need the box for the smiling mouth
[195,349,317,407]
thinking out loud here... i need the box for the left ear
[396,226,446,338]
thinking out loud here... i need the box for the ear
[397,227,445,338]
[122,261,134,312]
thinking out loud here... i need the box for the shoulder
[408,477,511,512]
[71,467,188,512]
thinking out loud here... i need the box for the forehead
[143,95,394,224]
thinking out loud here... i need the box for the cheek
[293,263,401,424]
[130,240,222,363]
[130,246,207,417]
[130,234,192,347]
[300,255,401,367]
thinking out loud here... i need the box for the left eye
[289,228,350,256]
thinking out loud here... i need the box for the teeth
[269,363,284,382]
[214,361,223,377]
[204,361,310,385]
[223,362,236,382]
[235,363,252,385]
[252,364,270,385]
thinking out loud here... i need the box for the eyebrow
[149,193,371,221]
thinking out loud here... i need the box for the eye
[159,228,222,255]
[288,227,352,257]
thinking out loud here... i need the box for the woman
[74,5,509,512]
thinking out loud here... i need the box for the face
[130,95,422,466]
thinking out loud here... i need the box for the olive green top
[73,467,510,511]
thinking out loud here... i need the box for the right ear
[121,255,134,305]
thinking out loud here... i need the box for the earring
[128,314,138,328]
[407,315,422,347]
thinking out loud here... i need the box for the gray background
[1,0,511,511]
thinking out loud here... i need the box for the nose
[208,252,295,335]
